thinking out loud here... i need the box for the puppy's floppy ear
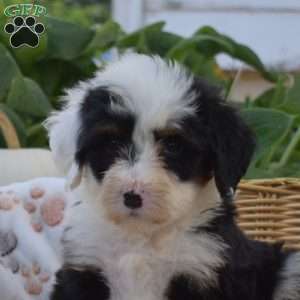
[193,79,255,198]
[210,101,255,198]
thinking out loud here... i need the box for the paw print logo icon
[4,16,45,48]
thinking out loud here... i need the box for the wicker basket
[236,178,300,251]
[0,111,20,148]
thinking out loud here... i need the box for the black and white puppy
[47,54,300,300]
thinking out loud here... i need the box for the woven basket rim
[240,178,300,183]
[237,177,300,251]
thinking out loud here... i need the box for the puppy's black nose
[123,191,142,209]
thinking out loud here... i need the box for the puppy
[47,54,300,300]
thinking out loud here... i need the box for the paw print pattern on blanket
[21,186,65,233]
[21,262,51,295]
[0,178,68,300]
[0,191,19,210]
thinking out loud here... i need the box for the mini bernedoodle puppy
[47,53,300,300]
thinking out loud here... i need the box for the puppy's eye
[162,137,183,155]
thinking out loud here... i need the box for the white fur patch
[44,102,81,175]
[92,53,196,130]
[274,252,300,300]
[0,264,31,300]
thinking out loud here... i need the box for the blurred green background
[0,0,300,179]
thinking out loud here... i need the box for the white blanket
[0,178,70,300]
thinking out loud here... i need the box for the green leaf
[117,22,167,54]
[232,44,276,81]
[0,103,27,147]
[84,20,124,54]
[194,26,277,82]
[0,44,20,101]
[245,163,300,179]
[31,58,95,101]
[253,77,288,108]
[7,76,52,117]
[29,59,67,98]
[245,166,277,179]
[280,75,300,115]
[44,16,94,60]
[253,88,277,108]
[167,34,234,61]
[181,50,224,83]
[241,108,295,165]
[142,31,182,56]
[26,123,48,147]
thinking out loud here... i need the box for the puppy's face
[75,89,216,234]
[47,54,255,235]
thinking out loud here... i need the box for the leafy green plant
[242,75,300,178]
[47,0,110,27]
[0,8,299,178]
[0,11,123,147]
[116,22,277,84]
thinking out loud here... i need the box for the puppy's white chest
[105,252,168,300]
[66,205,226,300]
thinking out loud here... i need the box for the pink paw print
[30,187,45,199]
[0,192,20,210]
[41,197,65,227]
[26,187,66,232]
[21,262,51,296]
